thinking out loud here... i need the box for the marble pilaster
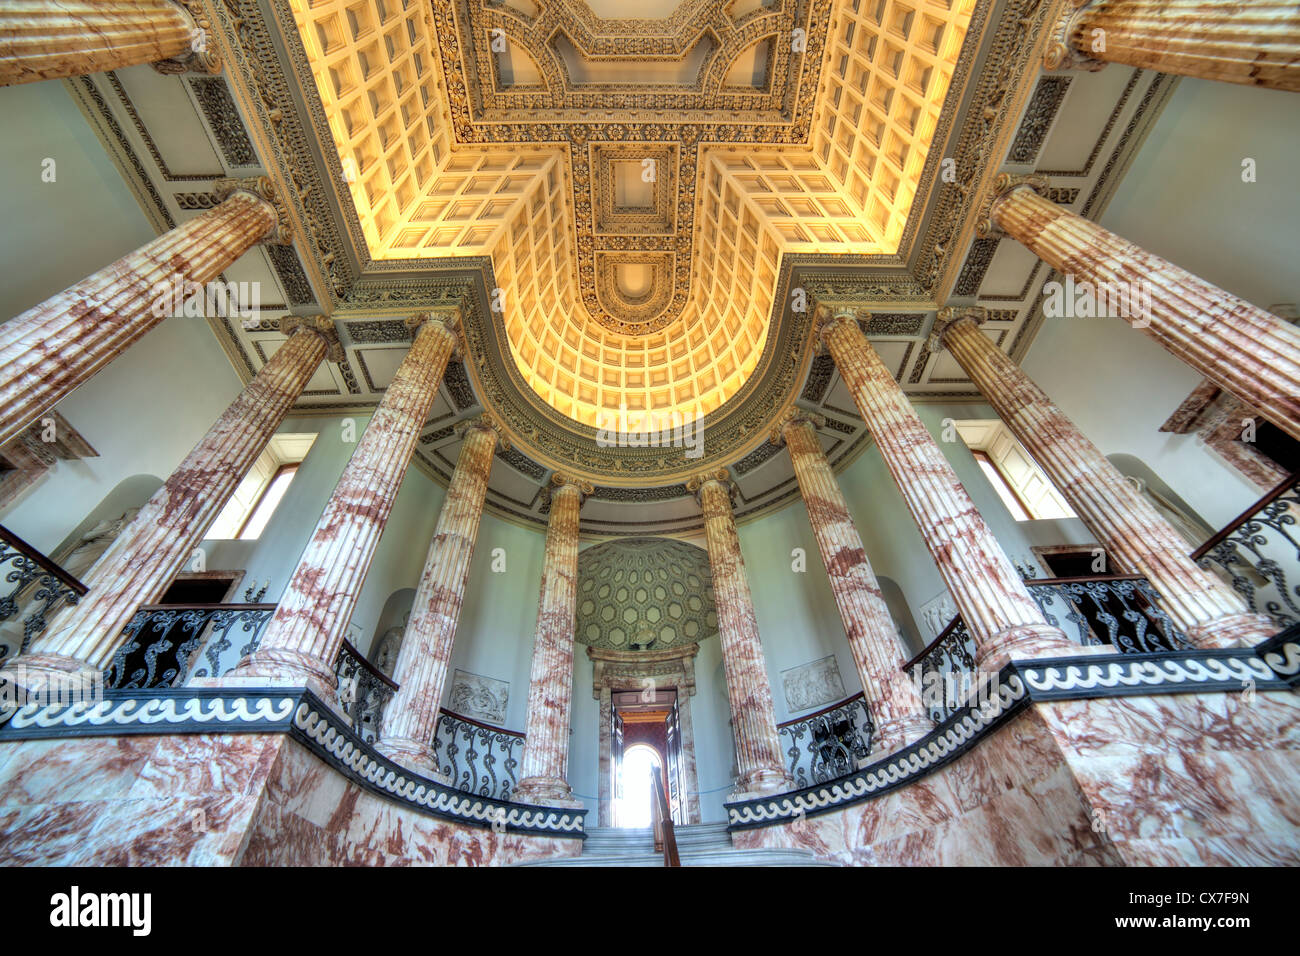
[816,307,1073,668]
[0,184,281,448]
[1044,0,1300,92]
[0,1,220,86]
[981,174,1300,442]
[774,410,931,753]
[376,416,503,777]
[688,469,792,797]
[234,313,461,698]
[934,306,1274,649]
[514,475,592,806]
[4,318,339,687]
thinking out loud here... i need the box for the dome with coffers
[576,537,717,651]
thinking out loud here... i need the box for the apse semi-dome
[576,537,717,650]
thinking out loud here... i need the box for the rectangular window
[207,433,317,540]
[236,464,299,540]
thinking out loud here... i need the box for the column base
[228,647,339,703]
[868,712,935,758]
[0,652,104,701]
[374,737,449,784]
[731,765,795,800]
[975,623,1081,671]
[513,775,584,808]
[1186,611,1277,650]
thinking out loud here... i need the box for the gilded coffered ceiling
[68,0,1175,533]
[288,0,975,426]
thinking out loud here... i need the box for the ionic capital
[686,467,736,509]
[213,176,291,244]
[769,407,826,447]
[929,306,988,353]
[976,173,1051,238]
[409,309,464,358]
[279,315,344,362]
[455,412,510,452]
[548,472,595,506]
[1042,0,1108,74]
[812,303,869,348]
[152,1,222,76]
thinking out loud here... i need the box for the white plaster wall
[0,82,244,554]
[1021,77,1300,528]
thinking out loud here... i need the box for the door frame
[589,643,701,827]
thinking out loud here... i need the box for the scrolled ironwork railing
[105,603,276,689]
[777,693,874,788]
[0,524,86,661]
[334,639,398,744]
[1024,574,1191,654]
[904,574,1194,724]
[432,709,524,801]
[1192,471,1300,630]
[904,616,979,725]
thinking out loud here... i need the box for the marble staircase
[519,822,836,867]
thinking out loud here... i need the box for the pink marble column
[934,306,1274,649]
[816,306,1074,668]
[981,174,1300,442]
[515,474,592,806]
[0,181,282,448]
[3,318,340,687]
[687,468,792,796]
[234,313,461,698]
[0,1,220,86]
[773,409,931,753]
[376,415,504,777]
[1044,0,1300,92]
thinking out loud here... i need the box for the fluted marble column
[816,307,1074,668]
[688,468,792,796]
[1044,0,1300,92]
[934,306,1274,648]
[234,313,461,698]
[0,1,220,86]
[515,474,592,806]
[377,416,504,777]
[981,174,1300,442]
[3,318,340,686]
[0,180,283,448]
[774,409,931,753]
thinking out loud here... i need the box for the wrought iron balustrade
[106,603,276,689]
[432,709,524,801]
[334,639,398,744]
[777,693,874,788]
[1024,574,1190,653]
[904,616,979,725]
[1192,471,1300,630]
[0,524,86,661]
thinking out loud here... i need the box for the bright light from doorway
[617,745,661,829]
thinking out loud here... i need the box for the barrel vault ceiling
[69,0,1174,535]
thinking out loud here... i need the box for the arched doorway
[616,744,663,828]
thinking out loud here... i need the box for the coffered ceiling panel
[68,0,1177,534]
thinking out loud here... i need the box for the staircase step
[516,824,837,867]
